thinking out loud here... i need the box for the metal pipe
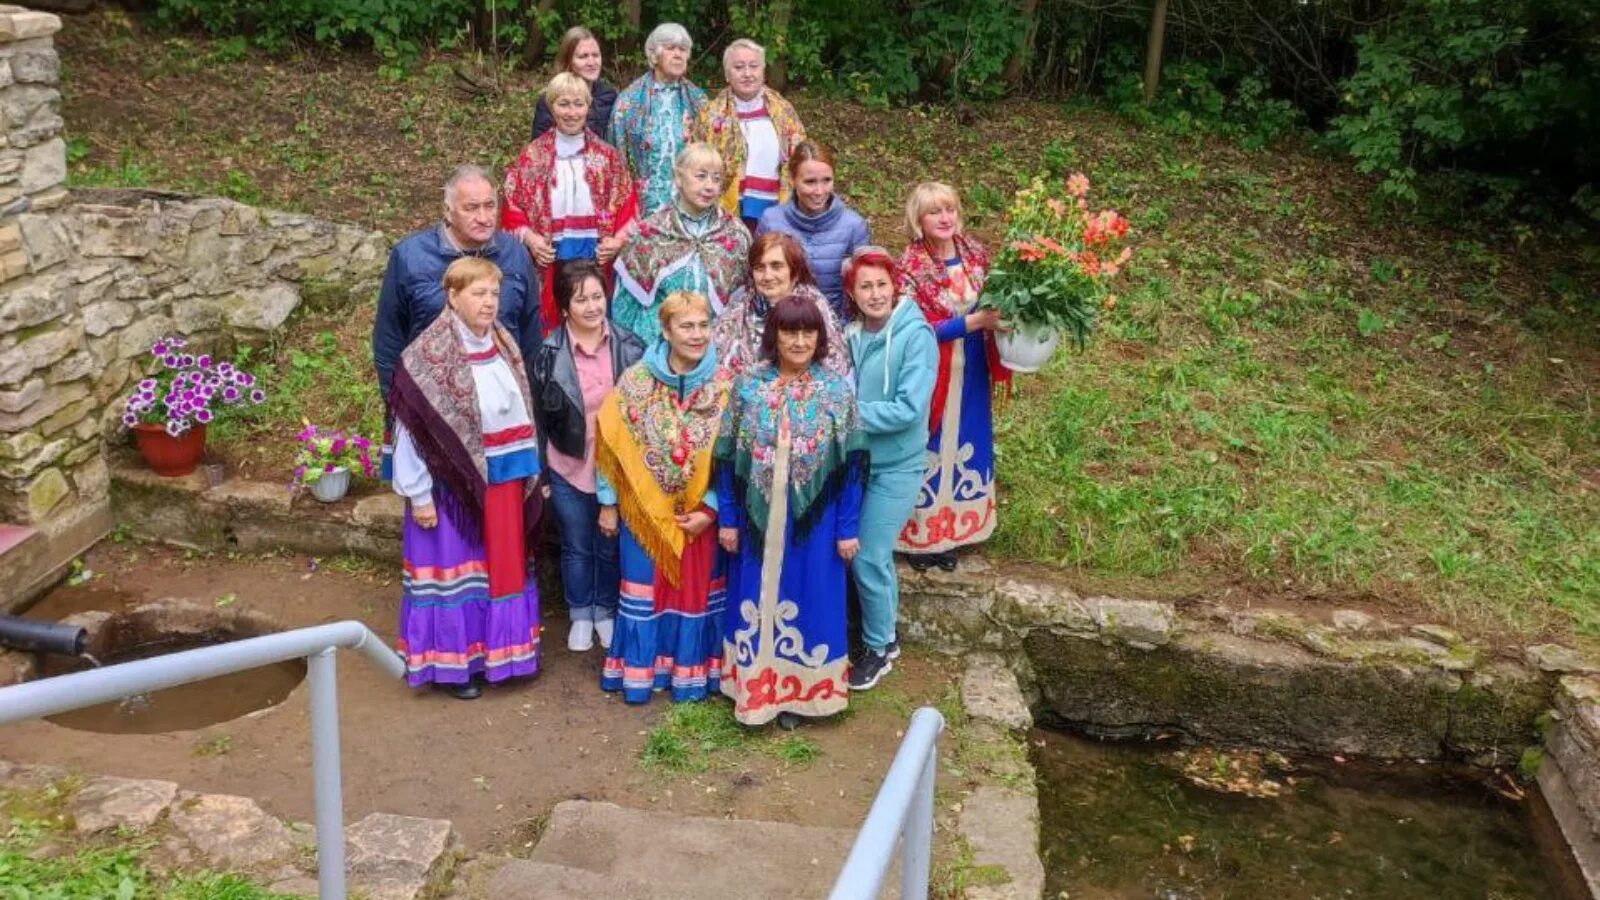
[0,621,403,726]
[828,706,946,899]
[0,614,86,657]
[901,750,937,899]
[308,648,346,900]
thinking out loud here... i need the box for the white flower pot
[996,323,1062,374]
[309,467,351,503]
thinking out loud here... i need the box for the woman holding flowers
[611,143,749,345]
[503,72,636,335]
[711,231,849,378]
[841,246,937,690]
[388,257,543,700]
[716,296,866,729]
[896,182,1010,572]
[596,291,734,704]
[609,23,706,216]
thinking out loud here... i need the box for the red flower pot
[132,423,207,477]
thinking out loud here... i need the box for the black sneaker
[848,649,892,691]
[886,640,901,661]
[776,711,802,731]
[906,554,935,572]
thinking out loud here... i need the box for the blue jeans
[548,470,619,622]
[853,462,925,652]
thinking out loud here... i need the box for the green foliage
[639,700,824,773]
[152,0,475,61]
[1330,0,1600,211]
[1102,47,1302,150]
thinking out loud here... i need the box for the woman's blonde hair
[552,26,599,77]
[544,71,592,106]
[443,257,502,294]
[674,142,724,177]
[904,181,962,241]
[658,291,711,329]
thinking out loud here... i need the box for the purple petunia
[197,354,212,368]
[151,341,169,356]
[249,389,266,404]
[195,409,213,423]
[164,420,184,437]
[163,354,180,367]
[222,386,240,402]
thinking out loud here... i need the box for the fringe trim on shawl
[390,363,486,532]
[594,401,716,588]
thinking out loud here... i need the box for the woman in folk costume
[389,257,544,700]
[503,72,637,335]
[896,182,1011,573]
[711,231,849,379]
[596,291,734,703]
[716,297,866,730]
[692,38,806,234]
[611,143,749,345]
[608,22,707,216]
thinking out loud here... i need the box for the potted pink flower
[290,424,377,503]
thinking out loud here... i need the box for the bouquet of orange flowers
[982,172,1132,349]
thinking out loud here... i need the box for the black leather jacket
[530,322,645,465]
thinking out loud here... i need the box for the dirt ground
[0,542,957,851]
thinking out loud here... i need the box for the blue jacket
[756,195,870,318]
[531,77,618,141]
[372,226,540,401]
[846,298,937,472]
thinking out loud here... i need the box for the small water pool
[1033,728,1583,899]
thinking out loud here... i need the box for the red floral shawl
[899,234,1012,436]
[500,129,639,333]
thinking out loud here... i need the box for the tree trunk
[521,0,558,69]
[767,0,793,89]
[621,0,643,56]
[1003,0,1040,86]
[1142,0,1169,103]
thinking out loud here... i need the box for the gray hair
[443,164,495,209]
[723,38,765,71]
[644,23,692,65]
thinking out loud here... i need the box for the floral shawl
[613,202,750,313]
[609,72,706,194]
[899,233,1012,435]
[693,87,806,217]
[594,342,732,585]
[500,128,637,240]
[389,308,542,531]
[715,363,866,542]
[711,283,851,380]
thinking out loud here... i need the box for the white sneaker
[595,618,615,650]
[567,619,595,652]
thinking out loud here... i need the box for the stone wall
[0,6,387,604]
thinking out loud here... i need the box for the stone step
[476,800,884,900]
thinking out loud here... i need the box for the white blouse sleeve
[391,421,435,507]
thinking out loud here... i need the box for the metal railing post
[307,647,346,900]
[901,750,937,899]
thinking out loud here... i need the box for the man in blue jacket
[373,164,540,403]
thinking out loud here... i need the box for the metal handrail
[829,706,946,899]
[0,620,405,900]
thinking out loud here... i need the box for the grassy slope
[57,14,1598,639]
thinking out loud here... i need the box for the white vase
[996,323,1062,374]
[309,467,350,503]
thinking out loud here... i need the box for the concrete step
[471,800,886,900]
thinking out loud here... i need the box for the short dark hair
[759,295,828,365]
[556,260,607,314]
[748,232,815,289]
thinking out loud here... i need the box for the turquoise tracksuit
[846,299,938,653]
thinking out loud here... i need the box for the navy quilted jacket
[756,195,870,319]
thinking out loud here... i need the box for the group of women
[390,23,1009,730]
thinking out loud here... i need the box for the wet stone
[344,812,462,900]
[962,654,1032,731]
[70,775,178,833]
[168,792,298,870]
